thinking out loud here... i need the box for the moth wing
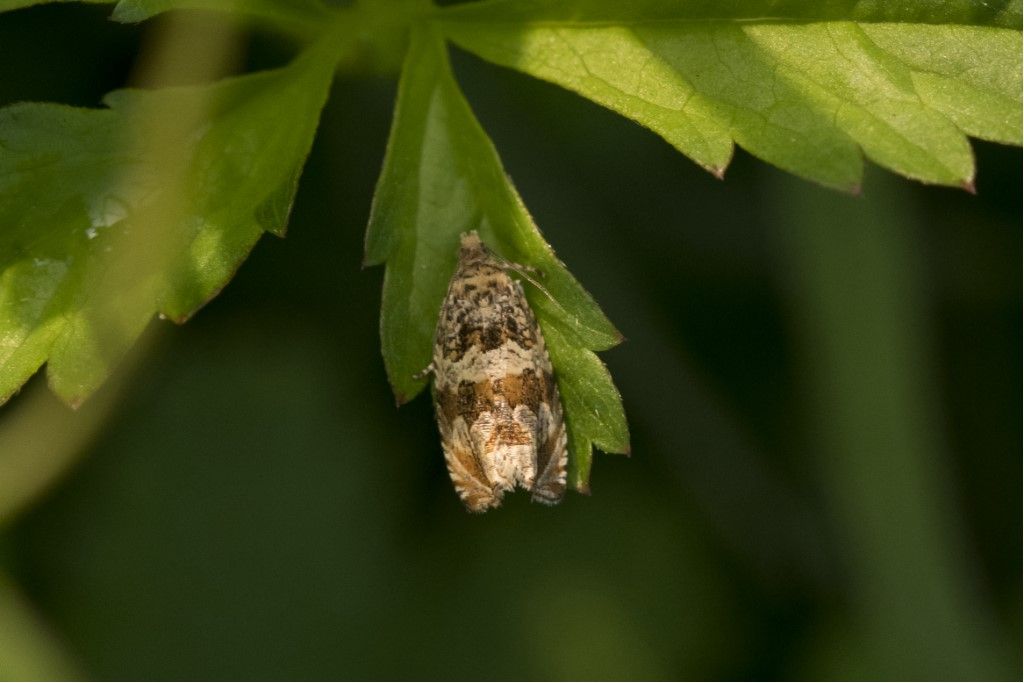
[531,395,568,505]
[441,416,502,512]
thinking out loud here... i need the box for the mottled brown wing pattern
[430,232,567,512]
[437,415,500,512]
[529,377,568,505]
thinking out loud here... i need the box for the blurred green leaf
[0,0,332,37]
[110,0,331,31]
[364,26,627,489]
[0,573,80,679]
[441,0,1022,189]
[0,42,335,406]
[0,0,109,13]
[770,169,1016,679]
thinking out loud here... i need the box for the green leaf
[0,0,332,35]
[0,42,335,406]
[110,0,331,32]
[365,26,627,489]
[542,321,628,491]
[0,0,109,13]
[439,0,1022,27]
[440,0,1022,190]
[0,573,80,680]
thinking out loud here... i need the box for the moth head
[458,230,490,263]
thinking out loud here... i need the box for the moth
[427,232,567,512]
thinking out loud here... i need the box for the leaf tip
[391,378,427,407]
[0,386,19,408]
[109,3,142,24]
[961,178,977,195]
[46,370,88,411]
[575,481,592,496]
[710,166,726,180]
[362,242,387,269]
[65,393,87,411]
[599,321,627,348]
[162,312,190,326]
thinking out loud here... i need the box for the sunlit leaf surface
[0,44,334,405]
[441,0,1022,189]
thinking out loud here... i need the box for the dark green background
[0,5,1020,680]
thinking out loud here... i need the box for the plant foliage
[0,0,1019,491]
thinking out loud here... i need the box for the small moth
[427,232,567,512]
